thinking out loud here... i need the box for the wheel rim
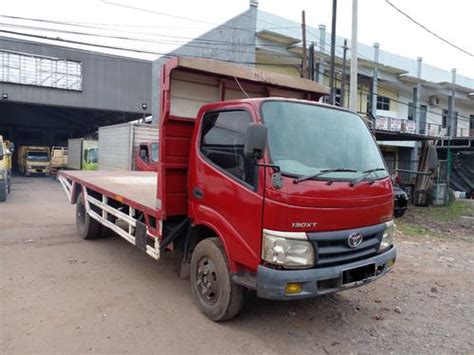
[196,257,219,305]
[77,201,86,228]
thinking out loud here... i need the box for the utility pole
[410,57,423,172]
[329,0,337,104]
[340,39,348,108]
[448,68,457,137]
[301,10,308,79]
[309,42,315,81]
[349,0,358,112]
[371,43,380,118]
[317,25,326,83]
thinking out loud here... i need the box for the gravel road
[1,176,473,354]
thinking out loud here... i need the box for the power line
[0,23,307,64]
[0,29,301,68]
[100,0,256,32]
[0,13,373,63]
[385,0,473,57]
[0,14,293,49]
[0,20,469,122]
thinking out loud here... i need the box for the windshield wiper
[293,168,359,184]
[350,168,387,186]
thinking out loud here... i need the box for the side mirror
[9,142,15,153]
[244,124,267,160]
[428,145,438,171]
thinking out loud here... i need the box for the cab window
[139,145,149,162]
[200,110,257,187]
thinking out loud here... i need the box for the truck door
[191,108,263,269]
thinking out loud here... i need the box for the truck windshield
[88,148,98,164]
[27,152,49,162]
[151,143,159,162]
[261,101,388,181]
[53,148,68,157]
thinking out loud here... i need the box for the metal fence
[373,116,472,138]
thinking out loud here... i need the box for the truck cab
[50,146,69,176]
[185,98,395,302]
[0,135,13,201]
[135,142,159,171]
[18,146,51,176]
[82,147,98,170]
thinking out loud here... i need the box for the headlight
[380,220,395,252]
[262,229,315,269]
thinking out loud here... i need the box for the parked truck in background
[50,146,69,177]
[134,141,159,171]
[98,122,159,171]
[0,135,13,202]
[18,146,50,176]
[59,57,396,321]
[67,139,98,170]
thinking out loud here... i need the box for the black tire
[76,192,101,239]
[0,182,7,202]
[190,237,246,321]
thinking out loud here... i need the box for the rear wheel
[190,237,246,321]
[0,182,7,202]
[76,192,101,239]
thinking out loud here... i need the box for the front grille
[34,166,47,169]
[308,223,385,268]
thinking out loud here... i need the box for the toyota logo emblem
[347,233,363,248]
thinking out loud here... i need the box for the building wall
[0,37,152,114]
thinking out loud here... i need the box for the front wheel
[190,237,246,321]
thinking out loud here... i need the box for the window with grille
[0,50,82,91]
[376,96,390,111]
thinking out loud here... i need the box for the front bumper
[256,246,396,300]
[27,168,49,174]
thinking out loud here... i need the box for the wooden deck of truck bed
[60,170,157,214]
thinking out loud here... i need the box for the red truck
[59,57,396,321]
[134,142,159,171]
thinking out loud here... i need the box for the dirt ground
[1,176,473,354]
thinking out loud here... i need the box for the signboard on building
[390,118,402,132]
[428,124,439,137]
[402,120,416,134]
[375,117,389,131]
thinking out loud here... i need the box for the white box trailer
[98,122,158,171]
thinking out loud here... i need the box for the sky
[1,0,473,78]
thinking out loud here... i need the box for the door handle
[192,187,203,199]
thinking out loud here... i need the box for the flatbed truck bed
[60,170,157,213]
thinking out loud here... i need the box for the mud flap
[135,221,147,251]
